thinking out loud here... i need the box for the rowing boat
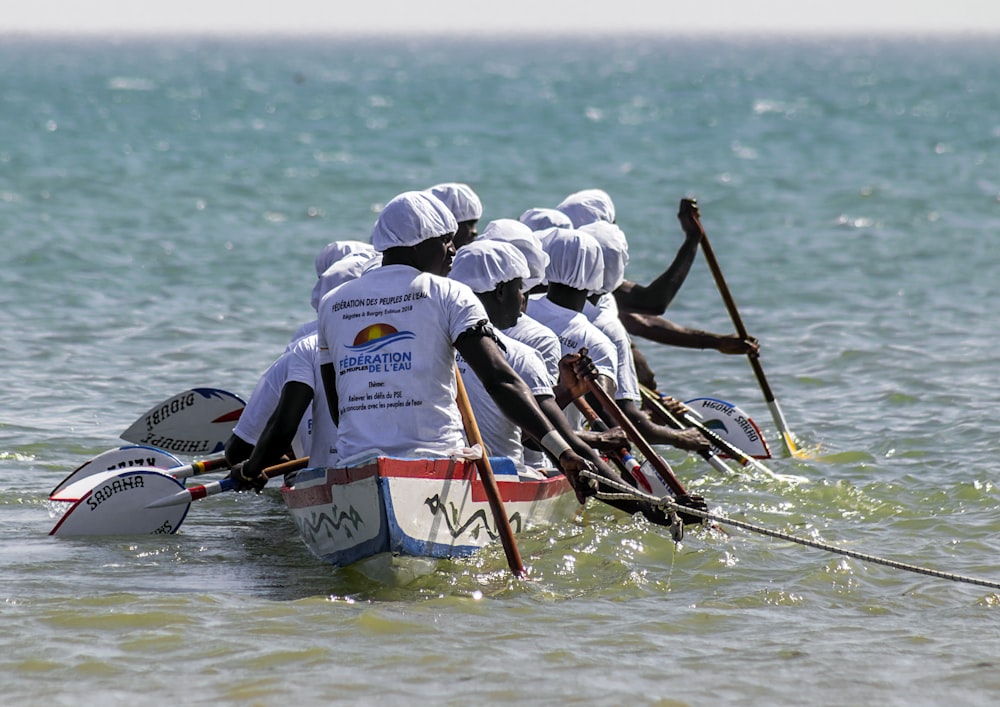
[281,456,579,568]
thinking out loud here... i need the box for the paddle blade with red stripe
[49,468,191,537]
[120,388,245,456]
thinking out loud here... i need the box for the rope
[582,470,1000,592]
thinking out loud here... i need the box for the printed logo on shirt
[338,323,414,374]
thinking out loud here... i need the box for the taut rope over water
[582,469,1000,592]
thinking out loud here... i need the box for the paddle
[682,198,808,458]
[454,366,526,579]
[576,349,708,523]
[50,447,231,502]
[639,384,808,485]
[119,387,246,456]
[49,457,309,537]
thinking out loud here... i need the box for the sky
[3,0,1000,36]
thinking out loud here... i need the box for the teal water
[3,34,1000,705]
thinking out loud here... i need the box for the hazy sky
[4,0,1000,36]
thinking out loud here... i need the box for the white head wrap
[479,218,549,291]
[449,240,530,294]
[313,240,375,277]
[542,228,605,293]
[425,182,483,223]
[519,207,573,231]
[370,191,458,252]
[555,189,616,228]
[311,251,383,311]
[580,221,629,294]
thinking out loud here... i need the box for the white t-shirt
[456,330,553,471]
[525,296,618,388]
[317,264,489,464]
[501,312,561,469]
[584,294,641,403]
[525,295,619,430]
[233,334,337,465]
[502,313,560,386]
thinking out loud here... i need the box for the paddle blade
[49,468,190,537]
[120,388,245,456]
[50,445,183,501]
[684,397,772,460]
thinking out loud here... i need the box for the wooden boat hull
[281,457,578,568]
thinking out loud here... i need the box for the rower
[555,189,758,356]
[477,219,628,463]
[448,238,684,525]
[526,227,709,453]
[477,218,560,377]
[233,190,599,502]
[424,182,483,250]
[449,239,629,473]
[224,246,378,477]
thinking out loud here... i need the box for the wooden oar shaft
[454,367,526,579]
[692,211,779,403]
[581,375,688,498]
[690,205,806,458]
[262,456,310,480]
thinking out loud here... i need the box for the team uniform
[456,329,553,475]
[502,313,560,385]
[526,295,618,431]
[317,264,489,466]
[583,294,641,404]
[232,334,337,466]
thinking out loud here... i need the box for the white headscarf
[580,221,629,294]
[313,240,375,277]
[542,228,605,293]
[424,183,483,223]
[449,240,530,294]
[370,191,458,252]
[519,207,573,231]
[479,218,549,291]
[311,251,383,311]
[555,189,616,228]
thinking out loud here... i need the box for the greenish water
[2,34,1000,705]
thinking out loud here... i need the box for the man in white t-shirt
[528,228,709,453]
[449,239,627,471]
[525,228,620,423]
[223,245,378,474]
[233,191,598,503]
[224,333,337,472]
[449,239,679,525]
[477,218,561,379]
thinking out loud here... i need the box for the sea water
[2,34,1000,705]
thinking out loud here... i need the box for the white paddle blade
[684,397,772,460]
[120,388,245,456]
[49,445,183,501]
[49,468,190,537]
